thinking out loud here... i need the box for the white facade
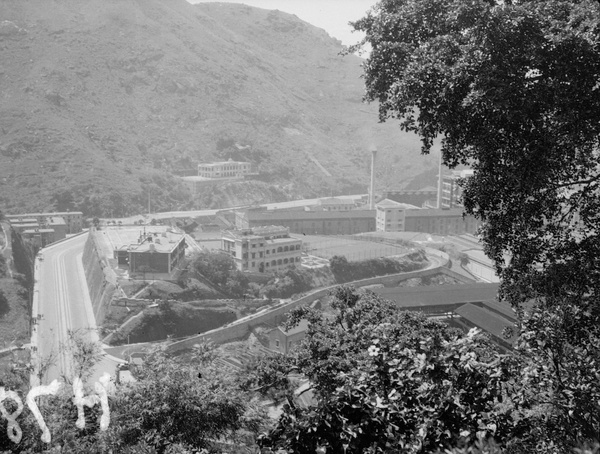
[198,159,251,178]
[221,226,302,273]
[375,199,420,232]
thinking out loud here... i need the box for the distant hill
[0,0,437,217]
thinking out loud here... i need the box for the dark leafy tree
[350,0,600,448]
[259,286,521,453]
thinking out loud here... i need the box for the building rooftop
[319,197,356,206]
[199,159,250,167]
[373,283,499,308]
[6,211,82,217]
[279,320,310,336]
[404,208,466,217]
[127,232,185,254]
[244,209,375,221]
[455,303,515,342]
[376,199,420,209]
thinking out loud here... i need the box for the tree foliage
[351,0,600,448]
[259,287,523,453]
[329,250,428,283]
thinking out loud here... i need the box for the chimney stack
[369,146,377,210]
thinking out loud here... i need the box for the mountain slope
[0,0,437,216]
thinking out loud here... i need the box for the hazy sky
[189,0,377,46]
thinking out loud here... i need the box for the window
[251,262,255,267]
[275,339,280,348]
[251,252,255,259]
[252,244,256,248]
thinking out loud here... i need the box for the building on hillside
[307,197,356,212]
[197,159,251,179]
[441,169,474,208]
[6,211,83,234]
[235,207,376,235]
[9,216,68,247]
[221,226,302,273]
[268,320,309,354]
[375,200,421,232]
[116,231,186,275]
[381,186,438,208]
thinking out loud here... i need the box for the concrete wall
[82,230,118,325]
[166,250,451,354]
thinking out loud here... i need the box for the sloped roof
[373,283,499,308]
[455,303,515,341]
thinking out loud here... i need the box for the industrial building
[6,211,83,234]
[8,215,68,247]
[221,226,302,273]
[235,207,376,235]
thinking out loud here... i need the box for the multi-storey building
[6,211,83,234]
[235,207,376,235]
[375,200,421,232]
[382,186,438,208]
[117,231,186,275]
[197,159,251,179]
[441,170,474,208]
[8,215,68,247]
[403,208,480,235]
[221,226,302,273]
[375,200,479,235]
[308,197,357,212]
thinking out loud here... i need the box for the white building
[198,159,251,179]
[375,199,420,232]
[221,226,302,273]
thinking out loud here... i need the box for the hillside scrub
[110,300,237,345]
[329,250,428,283]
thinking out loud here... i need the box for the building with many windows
[6,211,83,234]
[307,197,357,212]
[235,207,375,235]
[8,215,68,247]
[197,159,251,179]
[441,169,474,208]
[221,226,302,273]
[375,200,421,232]
[115,231,186,276]
[381,186,438,208]
[375,199,480,235]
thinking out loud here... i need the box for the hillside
[0,0,437,217]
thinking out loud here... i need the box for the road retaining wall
[82,230,117,326]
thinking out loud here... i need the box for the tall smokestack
[369,146,377,210]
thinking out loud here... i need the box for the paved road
[34,234,121,386]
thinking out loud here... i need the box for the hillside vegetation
[0,0,437,216]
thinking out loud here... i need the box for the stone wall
[82,230,118,325]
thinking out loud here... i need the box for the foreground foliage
[350,0,600,449]
[0,345,268,453]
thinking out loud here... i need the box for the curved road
[34,234,120,386]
